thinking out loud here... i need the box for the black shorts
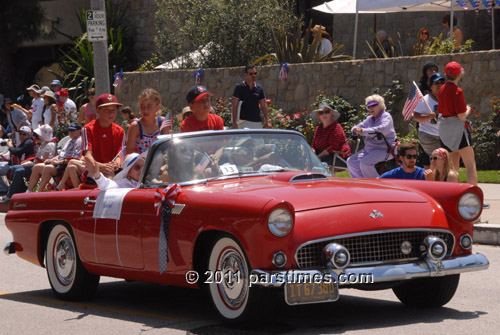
[55,163,68,174]
[440,128,472,152]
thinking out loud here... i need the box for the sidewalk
[474,183,500,246]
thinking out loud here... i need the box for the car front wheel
[207,236,258,323]
[392,274,460,307]
[45,223,100,301]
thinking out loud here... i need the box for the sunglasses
[422,32,429,35]
[430,156,440,161]
[318,110,331,116]
[433,80,445,86]
[405,154,418,159]
[247,72,257,76]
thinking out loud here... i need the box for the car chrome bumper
[250,253,489,288]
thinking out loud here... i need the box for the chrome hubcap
[54,235,75,285]
[218,249,247,308]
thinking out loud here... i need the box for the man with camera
[412,72,444,169]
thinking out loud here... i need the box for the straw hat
[311,25,329,36]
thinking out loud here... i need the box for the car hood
[201,172,428,212]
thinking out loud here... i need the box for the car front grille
[295,230,455,269]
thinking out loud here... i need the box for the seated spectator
[77,88,97,124]
[311,101,350,167]
[27,122,82,192]
[3,98,30,145]
[125,88,169,155]
[31,124,57,163]
[0,126,55,202]
[413,27,431,55]
[424,148,459,182]
[56,89,78,123]
[347,94,396,178]
[177,106,193,122]
[180,86,224,133]
[85,152,146,190]
[379,143,425,180]
[81,93,125,178]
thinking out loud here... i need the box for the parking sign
[86,10,107,42]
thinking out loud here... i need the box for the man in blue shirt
[231,65,269,129]
[379,143,426,180]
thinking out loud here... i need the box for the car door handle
[84,197,97,205]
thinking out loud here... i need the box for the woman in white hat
[33,124,56,161]
[84,152,146,190]
[41,91,58,128]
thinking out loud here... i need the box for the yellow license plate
[284,282,339,305]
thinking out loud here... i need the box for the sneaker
[483,203,490,209]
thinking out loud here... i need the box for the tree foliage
[154,0,300,68]
[0,1,45,97]
[52,0,137,106]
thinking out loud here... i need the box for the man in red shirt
[82,93,125,177]
[180,86,224,133]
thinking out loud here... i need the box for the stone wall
[115,50,500,135]
[111,0,157,63]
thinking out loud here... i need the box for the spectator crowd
[0,55,484,209]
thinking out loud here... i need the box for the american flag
[160,112,173,132]
[279,62,289,82]
[113,68,123,88]
[402,81,423,121]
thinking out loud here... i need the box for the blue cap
[429,72,445,83]
[50,79,62,87]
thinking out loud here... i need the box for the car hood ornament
[370,210,383,219]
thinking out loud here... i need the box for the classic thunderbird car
[4,129,489,323]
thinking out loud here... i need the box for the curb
[474,224,500,246]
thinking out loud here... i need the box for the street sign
[86,10,107,42]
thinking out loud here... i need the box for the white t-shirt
[31,97,45,129]
[63,99,78,122]
[414,94,439,136]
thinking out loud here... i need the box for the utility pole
[89,0,110,95]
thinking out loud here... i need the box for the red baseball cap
[56,89,69,97]
[96,93,123,109]
[186,85,214,104]
[444,62,464,76]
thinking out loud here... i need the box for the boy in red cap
[438,61,477,186]
[81,93,125,178]
[180,86,224,133]
[56,89,78,123]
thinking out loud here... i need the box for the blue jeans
[7,165,32,198]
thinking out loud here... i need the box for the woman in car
[347,94,396,178]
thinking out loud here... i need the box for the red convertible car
[4,129,489,323]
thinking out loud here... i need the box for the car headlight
[268,208,293,237]
[458,192,481,221]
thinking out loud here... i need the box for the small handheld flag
[402,81,424,121]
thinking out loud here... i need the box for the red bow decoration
[154,184,181,215]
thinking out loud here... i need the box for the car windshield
[143,131,328,187]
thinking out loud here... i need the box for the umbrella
[313,1,497,58]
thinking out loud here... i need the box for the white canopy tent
[313,1,497,58]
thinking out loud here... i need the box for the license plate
[284,282,339,305]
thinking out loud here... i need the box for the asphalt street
[1,213,499,335]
